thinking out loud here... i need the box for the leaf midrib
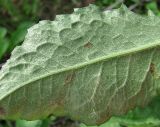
[0,40,160,100]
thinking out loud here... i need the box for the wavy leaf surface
[0,4,160,125]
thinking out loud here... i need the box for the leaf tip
[74,4,99,13]
[119,4,128,12]
[118,4,135,16]
[148,10,155,16]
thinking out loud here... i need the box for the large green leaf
[0,4,160,125]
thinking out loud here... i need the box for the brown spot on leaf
[84,42,93,48]
[96,111,110,125]
[150,63,155,75]
[0,107,5,115]
[65,72,76,85]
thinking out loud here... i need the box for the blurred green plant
[0,0,40,62]
[146,1,160,16]
[0,117,55,127]
[0,27,9,60]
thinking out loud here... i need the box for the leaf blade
[0,4,160,125]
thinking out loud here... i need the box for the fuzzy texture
[0,4,160,125]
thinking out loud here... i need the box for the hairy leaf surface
[81,96,160,127]
[0,4,160,125]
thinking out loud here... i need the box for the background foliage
[0,0,160,127]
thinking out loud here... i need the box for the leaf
[0,38,9,60]
[0,4,160,125]
[0,27,9,60]
[0,27,7,38]
[80,96,160,127]
[16,120,42,127]
[0,0,20,21]
[80,117,160,127]
[9,21,35,51]
[146,2,160,16]
[15,117,54,127]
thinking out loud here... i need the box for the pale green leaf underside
[0,4,160,125]
[81,97,160,127]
